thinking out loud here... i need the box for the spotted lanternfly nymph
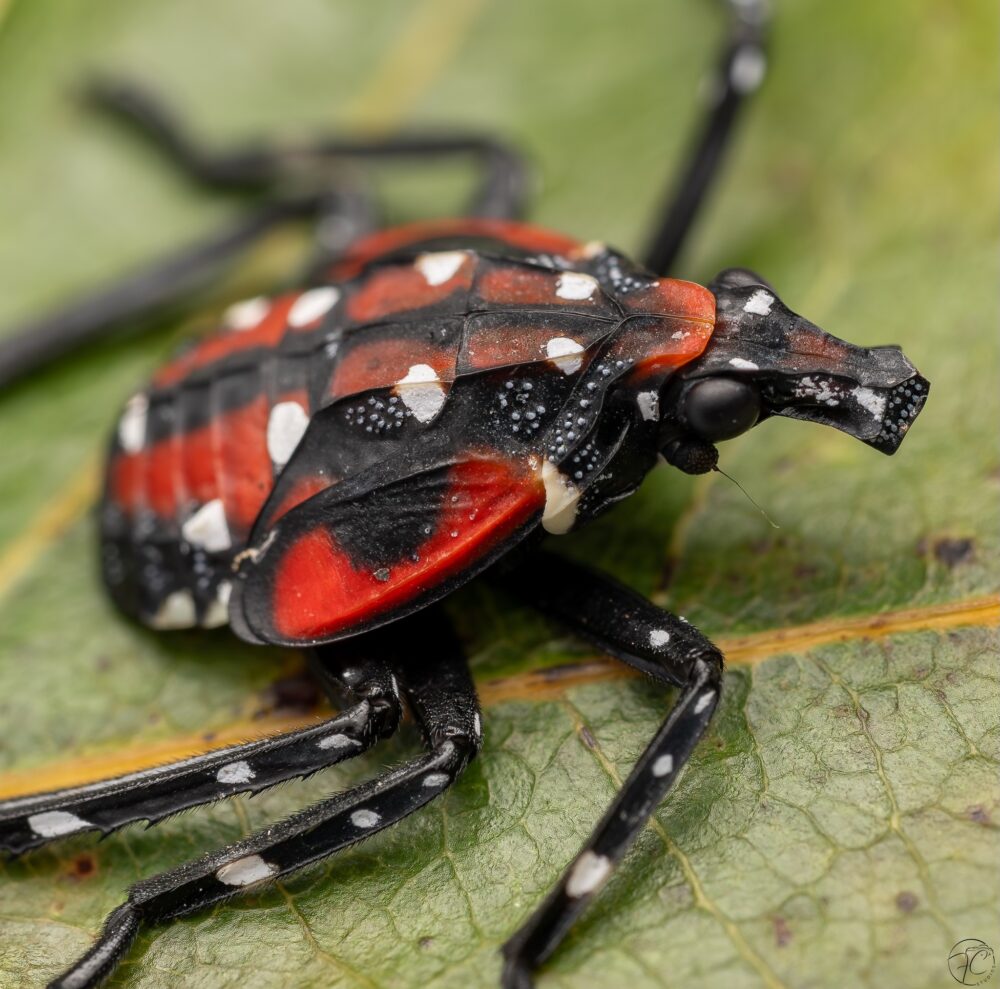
[0,3,928,988]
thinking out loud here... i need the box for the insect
[0,3,929,988]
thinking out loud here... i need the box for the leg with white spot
[496,552,722,988]
[642,0,770,274]
[0,647,401,856]
[47,609,481,989]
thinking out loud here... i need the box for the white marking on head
[216,854,278,886]
[729,357,760,371]
[730,45,767,94]
[182,499,232,553]
[743,290,774,316]
[149,589,197,630]
[541,460,581,535]
[118,393,149,453]
[267,401,310,468]
[351,809,381,829]
[287,286,340,328]
[223,296,270,331]
[28,810,91,838]
[852,386,887,419]
[317,733,359,750]
[395,363,447,423]
[652,753,674,777]
[693,690,716,715]
[201,580,232,629]
[566,851,612,898]
[649,629,671,649]
[637,391,660,421]
[216,760,254,785]
[422,772,450,788]
[415,251,467,286]
[545,337,585,375]
[556,271,599,301]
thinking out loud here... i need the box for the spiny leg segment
[0,647,400,856]
[46,609,481,989]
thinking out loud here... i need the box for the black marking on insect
[0,3,928,988]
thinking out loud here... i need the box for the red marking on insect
[330,218,582,281]
[152,295,297,387]
[328,337,455,402]
[345,257,473,323]
[270,458,543,640]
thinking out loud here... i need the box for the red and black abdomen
[100,289,339,629]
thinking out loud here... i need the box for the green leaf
[0,0,996,987]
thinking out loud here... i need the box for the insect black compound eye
[683,377,761,441]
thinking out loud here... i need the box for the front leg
[494,551,723,988]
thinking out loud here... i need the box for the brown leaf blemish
[895,891,918,913]
[772,915,793,947]
[933,537,975,568]
[67,852,98,882]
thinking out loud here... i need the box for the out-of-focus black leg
[495,552,723,988]
[0,644,402,856]
[643,0,770,275]
[88,76,530,219]
[46,609,481,989]
[0,193,333,390]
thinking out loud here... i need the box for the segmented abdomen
[101,288,338,629]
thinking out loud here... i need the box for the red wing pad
[231,455,544,646]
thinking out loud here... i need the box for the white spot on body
[216,760,254,785]
[118,393,148,453]
[694,690,716,715]
[566,851,613,898]
[555,271,599,301]
[395,363,447,423]
[287,286,340,328]
[267,401,310,467]
[422,772,450,788]
[28,810,91,838]
[318,733,359,751]
[545,336,585,375]
[351,809,381,829]
[729,357,760,371]
[743,290,774,316]
[415,251,466,286]
[149,589,197,630]
[223,296,270,331]
[473,712,482,738]
[649,629,671,648]
[637,391,660,421]
[652,754,674,777]
[852,386,887,418]
[576,240,606,259]
[182,499,232,553]
[201,580,232,629]
[730,45,767,94]
[541,460,581,535]
[216,854,278,886]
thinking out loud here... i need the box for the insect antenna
[713,466,779,528]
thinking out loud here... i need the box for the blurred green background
[0,1,996,987]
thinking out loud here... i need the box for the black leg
[89,76,530,220]
[0,645,401,856]
[494,551,723,988]
[47,609,481,989]
[0,192,342,391]
[643,0,770,275]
